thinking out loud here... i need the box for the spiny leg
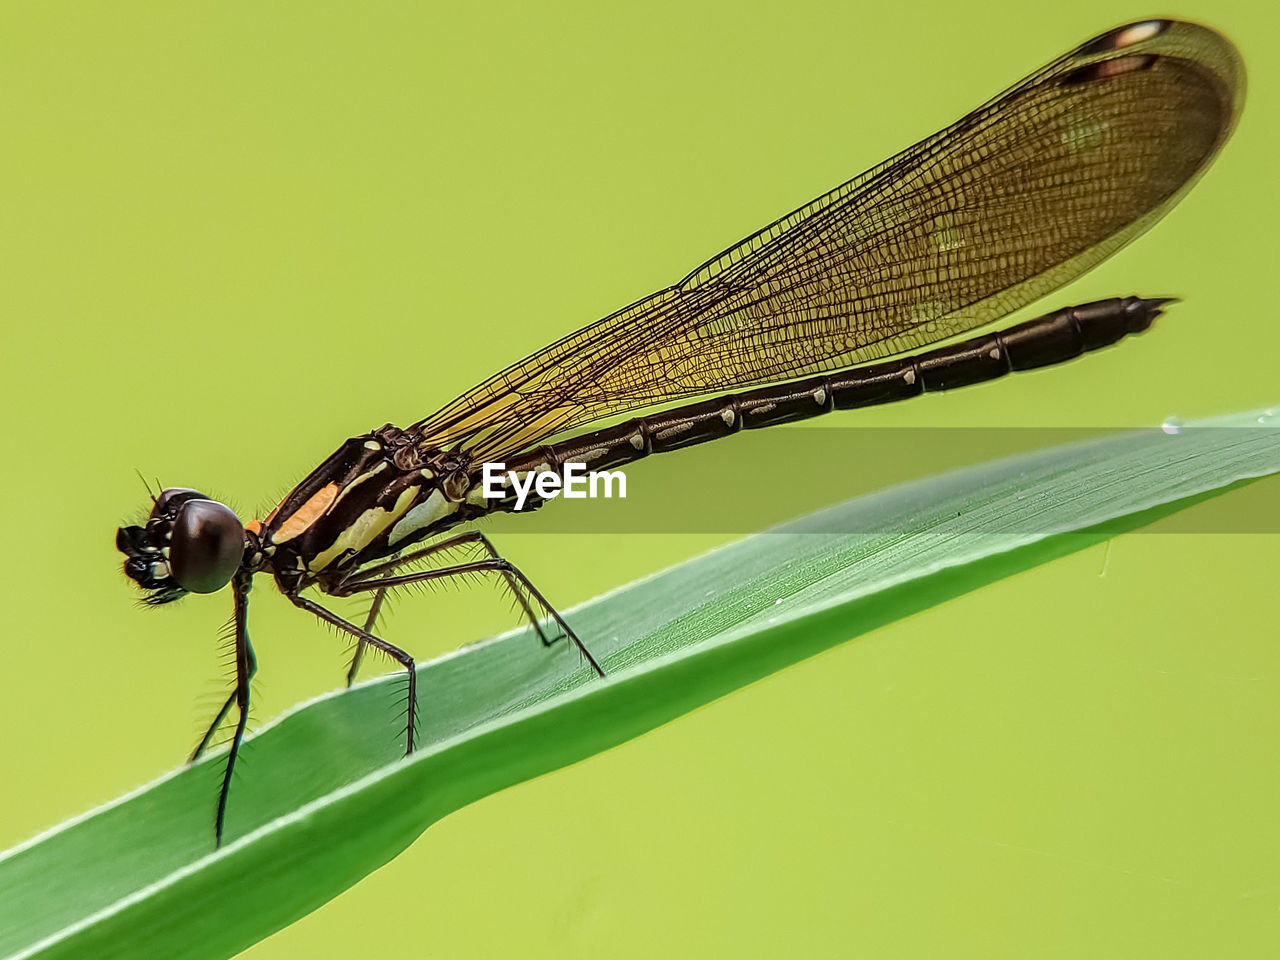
[337,556,604,678]
[344,585,389,687]
[289,592,418,754]
[213,572,256,847]
[343,531,563,685]
[189,637,258,763]
[462,532,562,647]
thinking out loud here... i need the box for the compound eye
[169,499,244,593]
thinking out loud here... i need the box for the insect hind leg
[337,539,604,679]
[340,531,572,684]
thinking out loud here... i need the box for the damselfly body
[117,19,1243,845]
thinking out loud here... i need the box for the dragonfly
[117,18,1242,846]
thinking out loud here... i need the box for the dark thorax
[252,424,493,593]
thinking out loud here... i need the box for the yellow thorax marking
[272,483,340,544]
[308,485,420,571]
[387,488,459,547]
[328,463,386,512]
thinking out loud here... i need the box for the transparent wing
[413,20,1242,461]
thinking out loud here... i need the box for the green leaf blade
[2,411,1277,960]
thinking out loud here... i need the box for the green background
[1,1,1277,957]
